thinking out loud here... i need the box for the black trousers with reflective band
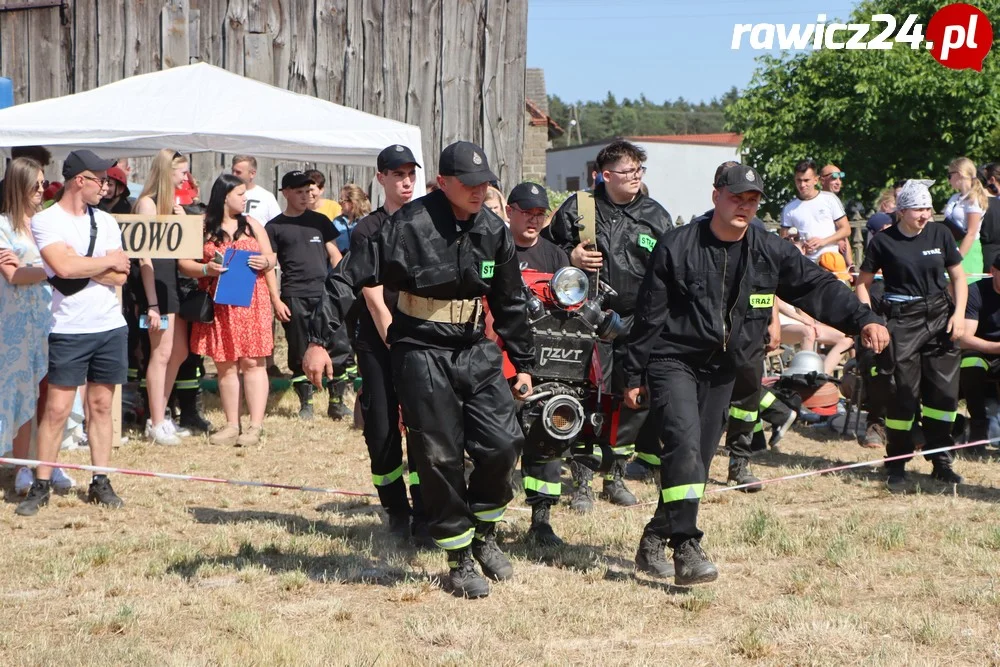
[726,352,794,458]
[643,358,734,548]
[356,339,423,516]
[960,351,1000,424]
[610,324,656,464]
[871,293,959,471]
[391,340,522,550]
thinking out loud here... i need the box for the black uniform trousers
[869,293,959,471]
[356,338,424,517]
[391,340,523,550]
[283,296,353,385]
[959,351,1000,441]
[643,358,735,548]
[725,352,794,458]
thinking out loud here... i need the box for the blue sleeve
[966,281,983,320]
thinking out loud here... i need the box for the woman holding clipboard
[180,174,278,447]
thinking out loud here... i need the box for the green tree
[727,0,1000,216]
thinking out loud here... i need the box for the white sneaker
[144,419,154,437]
[14,467,33,496]
[150,421,182,446]
[51,467,77,492]
[169,419,192,438]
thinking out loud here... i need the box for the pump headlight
[550,267,589,307]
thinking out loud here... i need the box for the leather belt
[397,291,483,326]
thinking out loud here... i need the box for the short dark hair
[892,179,907,190]
[980,162,1000,185]
[714,160,741,187]
[304,169,326,189]
[12,145,51,167]
[596,140,646,171]
[794,159,817,176]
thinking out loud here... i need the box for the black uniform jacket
[623,214,883,388]
[542,183,673,315]
[308,189,536,373]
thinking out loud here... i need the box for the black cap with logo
[62,149,117,180]
[507,182,549,210]
[377,144,421,172]
[438,141,498,186]
[280,170,315,190]
[715,164,765,195]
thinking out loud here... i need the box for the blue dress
[0,215,52,454]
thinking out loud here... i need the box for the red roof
[627,132,743,147]
[526,98,565,135]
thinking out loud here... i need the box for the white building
[545,133,743,222]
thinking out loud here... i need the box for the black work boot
[87,476,124,508]
[386,510,411,541]
[294,382,315,421]
[327,380,353,420]
[568,460,595,513]
[931,460,964,485]
[15,480,51,517]
[634,531,674,578]
[728,456,762,493]
[471,522,513,581]
[964,419,989,458]
[176,388,212,434]
[885,466,910,493]
[624,458,656,482]
[447,548,490,599]
[673,538,718,586]
[600,460,638,506]
[527,502,564,547]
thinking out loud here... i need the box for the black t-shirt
[516,237,569,273]
[350,206,394,347]
[860,222,962,297]
[980,197,1000,246]
[966,277,1000,342]
[265,210,338,298]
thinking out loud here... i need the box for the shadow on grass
[175,507,434,587]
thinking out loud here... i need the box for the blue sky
[528,0,860,104]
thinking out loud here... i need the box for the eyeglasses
[80,175,110,186]
[607,166,647,179]
[35,181,45,191]
[822,171,845,179]
[948,171,965,178]
[511,206,547,220]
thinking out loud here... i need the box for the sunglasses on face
[822,171,845,179]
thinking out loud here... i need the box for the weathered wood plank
[315,0,346,104]
[381,0,410,123]
[27,5,62,101]
[73,0,98,92]
[286,0,317,95]
[224,0,248,75]
[406,0,442,177]
[480,0,506,181]
[360,0,384,117]
[244,32,277,191]
[440,0,482,150]
[161,0,190,69]
[498,0,527,188]
[271,0,290,89]
[0,4,31,104]
[96,1,126,85]
[190,0,226,66]
[188,8,201,61]
[124,0,162,77]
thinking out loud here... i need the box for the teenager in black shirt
[857,179,967,491]
[347,145,426,542]
[958,256,1000,455]
[266,171,341,419]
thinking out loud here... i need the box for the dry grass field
[3,385,1000,666]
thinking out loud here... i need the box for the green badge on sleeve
[481,260,495,279]
[749,293,774,308]
[638,234,657,252]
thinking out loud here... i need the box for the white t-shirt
[31,203,127,335]
[245,185,281,224]
[943,193,984,239]
[781,192,847,261]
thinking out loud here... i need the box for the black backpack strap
[86,205,98,257]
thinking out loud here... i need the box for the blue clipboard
[213,248,259,307]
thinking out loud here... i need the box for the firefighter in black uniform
[624,164,888,585]
[958,256,1000,456]
[543,140,673,509]
[348,144,427,541]
[303,142,535,599]
[857,179,967,492]
[503,182,571,545]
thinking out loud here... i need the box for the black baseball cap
[377,144,421,172]
[715,164,765,195]
[508,182,549,210]
[280,170,314,190]
[438,141,498,186]
[62,149,117,180]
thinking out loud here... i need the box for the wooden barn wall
[0,0,528,196]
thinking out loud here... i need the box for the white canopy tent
[0,62,425,194]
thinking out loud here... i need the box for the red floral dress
[190,233,273,362]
